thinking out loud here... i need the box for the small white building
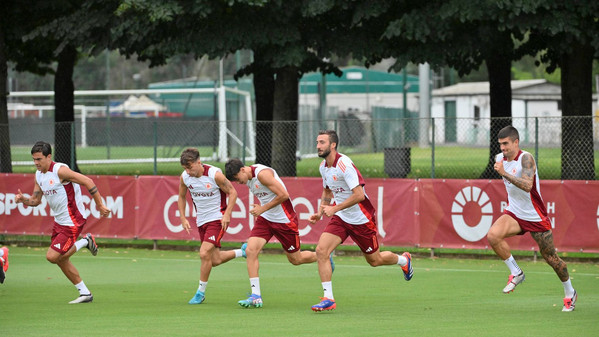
[431,79,599,145]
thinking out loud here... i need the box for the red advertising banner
[1,174,598,252]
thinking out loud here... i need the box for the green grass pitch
[1,246,597,336]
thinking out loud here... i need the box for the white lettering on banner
[451,186,494,242]
[164,195,185,233]
[226,198,245,235]
[596,205,599,231]
[248,193,254,230]
[500,201,508,212]
[546,202,555,214]
[293,197,315,236]
[549,217,555,229]
[377,186,386,238]
[0,192,122,219]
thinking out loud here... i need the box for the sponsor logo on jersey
[188,184,194,190]
[191,191,216,197]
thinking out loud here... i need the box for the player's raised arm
[57,166,110,217]
[250,169,288,217]
[15,180,43,207]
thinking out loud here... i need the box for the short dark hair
[31,141,52,156]
[318,130,339,149]
[497,126,519,141]
[225,158,244,181]
[180,148,200,166]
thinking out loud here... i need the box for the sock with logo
[504,255,523,276]
[75,238,88,251]
[396,254,407,266]
[198,280,208,293]
[234,249,243,258]
[250,277,261,296]
[75,281,91,295]
[322,281,334,300]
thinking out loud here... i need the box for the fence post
[106,102,111,159]
[153,120,158,175]
[535,117,539,165]
[70,122,75,169]
[431,117,435,179]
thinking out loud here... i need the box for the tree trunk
[479,42,513,179]
[560,42,595,180]
[0,23,12,172]
[253,65,275,166]
[271,66,299,176]
[54,45,79,172]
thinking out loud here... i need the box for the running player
[15,141,110,303]
[488,125,577,312]
[225,158,328,308]
[178,148,245,305]
[309,130,413,312]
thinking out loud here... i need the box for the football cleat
[401,252,413,281]
[311,297,336,312]
[69,294,93,304]
[1,246,9,272]
[562,290,577,312]
[503,272,525,293]
[329,253,335,273]
[238,293,263,308]
[85,233,98,256]
[188,290,205,304]
[241,243,247,258]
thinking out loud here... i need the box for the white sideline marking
[11,253,599,277]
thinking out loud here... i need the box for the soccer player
[178,148,245,305]
[488,126,577,312]
[0,246,8,284]
[15,141,110,303]
[225,158,327,308]
[309,130,413,312]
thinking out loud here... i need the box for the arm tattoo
[323,197,331,204]
[88,186,98,195]
[503,154,535,192]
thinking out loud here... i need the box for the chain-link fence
[5,116,599,179]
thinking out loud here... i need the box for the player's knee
[486,230,500,245]
[366,259,382,267]
[287,255,302,265]
[315,245,329,259]
[46,254,59,264]
[199,250,212,261]
[245,246,259,258]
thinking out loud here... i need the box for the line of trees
[1,0,597,178]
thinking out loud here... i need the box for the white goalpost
[8,86,255,166]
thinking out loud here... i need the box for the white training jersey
[319,153,376,225]
[496,150,548,221]
[35,162,86,226]
[247,164,296,224]
[181,164,226,227]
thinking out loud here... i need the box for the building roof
[300,67,420,94]
[432,79,562,100]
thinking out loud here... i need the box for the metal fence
[6,116,599,180]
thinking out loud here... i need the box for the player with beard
[309,130,414,312]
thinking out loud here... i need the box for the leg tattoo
[531,231,569,282]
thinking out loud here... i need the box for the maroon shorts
[51,221,85,255]
[324,215,379,254]
[250,216,300,253]
[198,220,226,248]
[504,210,551,235]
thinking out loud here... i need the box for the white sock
[250,277,261,296]
[504,255,522,276]
[562,278,575,298]
[198,280,208,293]
[75,281,90,295]
[396,254,407,266]
[322,281,334,300]
[234,249,243,258]
[75,238,88,251]
[0,248,4,258]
